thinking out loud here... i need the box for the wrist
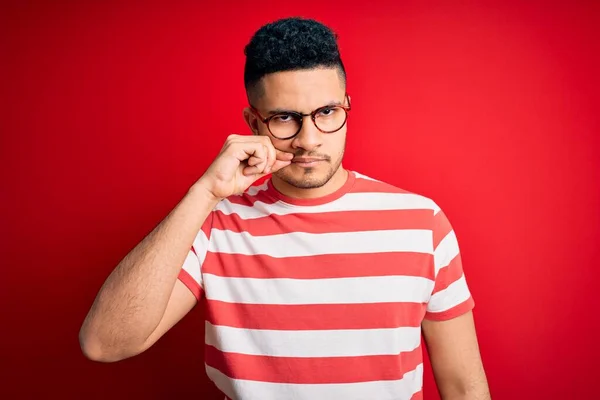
[188,178,222,204]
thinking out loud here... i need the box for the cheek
[270,138,294,153]
[256,124,269,136]
[327,132,347,156]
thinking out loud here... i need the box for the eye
[273,113,295,123]
[319,107,336,116]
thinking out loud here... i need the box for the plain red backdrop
[2,1,599,399]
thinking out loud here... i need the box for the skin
[79,65,490,399]
[423,312,491,399]
[243,67,349,199]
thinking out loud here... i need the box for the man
[80,17,490,400]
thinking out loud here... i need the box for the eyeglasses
[250,95,351,140]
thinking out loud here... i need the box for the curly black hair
[244,17,346,100]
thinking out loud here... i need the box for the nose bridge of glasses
[298,112,320,132]
[287,111,318,131]
[295,111,315,120]
[293,115,323,148]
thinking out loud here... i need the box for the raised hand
[198,134,294,200]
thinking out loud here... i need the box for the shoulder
[351,171,441,214]
[352,172,458,249]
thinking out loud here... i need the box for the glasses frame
[250,94,351,140]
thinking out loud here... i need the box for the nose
[291,116,322,151]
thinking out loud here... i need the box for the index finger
[275,148,294,160]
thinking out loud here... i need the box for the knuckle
[226,134,239,143]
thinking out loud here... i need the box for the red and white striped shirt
[178,171,474,400]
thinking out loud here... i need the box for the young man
[80,17,490,400]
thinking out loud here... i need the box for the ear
[243,107,260,135]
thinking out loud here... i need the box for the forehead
[256,67,345,111]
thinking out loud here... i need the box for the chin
[284,176,330,189]
[275,163,339,189]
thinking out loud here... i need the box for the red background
[2,1,599,399]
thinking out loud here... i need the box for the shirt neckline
[265,170,356,207]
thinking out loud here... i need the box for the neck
[271,166,349,199]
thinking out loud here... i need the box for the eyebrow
[267,100,343,115]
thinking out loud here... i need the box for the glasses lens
[315,106,347,133]
[268,113,301,139]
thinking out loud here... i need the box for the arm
[79,184,219,362]
[423,205,490,398]
[79,134,293,363]
[422,311,490,399]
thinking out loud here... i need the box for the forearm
[440,384,491,400]
[79,182,218,360]
[423,313,490,400]
[437,364,490,400]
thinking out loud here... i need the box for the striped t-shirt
[177,170,474,400]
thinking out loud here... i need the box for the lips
[292,158,325,163]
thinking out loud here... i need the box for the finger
[270,159,292,173]
[244,159,291,177]
[255,145,268,173]
[240,136,290,171]
[242,164,264,176]
[232,142,267,165]
[247,142,267,160]
[243,145,268,175]
[265,143,276,173]
[275,148,294,161]
[252,136,276,173]
[247,155,261,167]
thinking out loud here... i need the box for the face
[244,67,348,190]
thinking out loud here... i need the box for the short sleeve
[177,211,214,301]
[424,206,475,321]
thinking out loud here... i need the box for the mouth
[292,158,327,167]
